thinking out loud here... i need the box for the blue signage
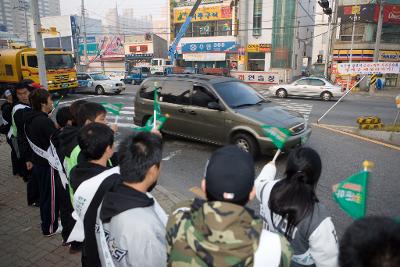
[182,42,237,53]
[78,36,96,44]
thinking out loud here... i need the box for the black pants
[6,137,18,175]
[27,171,40,206]
[32,164,59,235]
[54,171,74,242]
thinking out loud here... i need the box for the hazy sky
[60,0,167,20]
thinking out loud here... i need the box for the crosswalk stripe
[109,116,133,121]
[119,111,135,115]
[123,107,135,110]
[117,122,136,128]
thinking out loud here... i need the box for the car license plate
[62,83,68,88]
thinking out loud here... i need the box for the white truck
[150,58,173,75]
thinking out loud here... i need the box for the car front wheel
[276,88,288,98]
[232,133,259,158]
[95,85,105,95]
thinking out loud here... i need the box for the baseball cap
[204,145,255,203]
[30,82,42,89]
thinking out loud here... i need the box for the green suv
[134,75,311,156]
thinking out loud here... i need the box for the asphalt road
[58,84,400,237]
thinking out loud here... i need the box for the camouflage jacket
[166,198,292,267]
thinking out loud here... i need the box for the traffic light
[318,0,332,15]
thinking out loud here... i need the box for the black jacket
[0,101,12,135]
[24,110,57,166]
[71,163,120,267]
[57,125,80,160]
[70,162,109,192]
[100,182,154,223]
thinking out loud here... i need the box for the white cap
[4,90,12,97]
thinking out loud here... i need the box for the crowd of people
[0,82,399,267]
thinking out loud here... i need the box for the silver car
[77,72,126,95]
[270,77,343,101]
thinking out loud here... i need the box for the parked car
[77,72,126,95]
[108,71,125,81]
[270,77,343,101]
[124,66,151,85]
[134,75,311,157]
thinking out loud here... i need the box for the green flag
[53,96,63,109]
[333,170,369,219]
[261,126,291,150]
[101,102,123,116]
[133,86,168,132]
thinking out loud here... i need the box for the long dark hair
[268,147,322,239]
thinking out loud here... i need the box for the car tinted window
[296,79,309,85]
[27,55,38,68]
[309,79,325,86]
[160,80,191,105]
[140,80,162,100]
[192,86,216,108]
[77,74,85,80]
[213,81,263,108]
[142,67,150,73]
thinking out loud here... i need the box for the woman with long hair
[255,147,338,267]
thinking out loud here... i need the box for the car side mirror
[208,101,224,111]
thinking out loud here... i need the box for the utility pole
[31,0,47,88]
[370,0,384,94]
[318,0,333,79]
[81,0,88,67]
[346,8,358,91]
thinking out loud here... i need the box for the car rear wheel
[321,91,332,101]
[276,88,288,98]
[95,85,105,95]
[232,133,259,158]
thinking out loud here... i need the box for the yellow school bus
[0,44,78,94]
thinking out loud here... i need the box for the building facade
[0,0,61,46]
[331,0,400,89]
[171,0,238,69]
[170,0,316,81]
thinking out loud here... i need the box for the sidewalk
[351,87,400,98]
[0,137,181,267]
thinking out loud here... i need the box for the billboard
[172,0,224,7]
[183,52,226,61]
[338,4,375,22]
[181,41,237,53]
[174,5,232,23]
[375,4,400,24]
[337,62,400,74]
[231,71,279,84]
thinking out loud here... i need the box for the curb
[312,123,400,151]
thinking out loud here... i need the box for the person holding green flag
[332,160,373,219]
[134,83,168,132]
[255,147,339,267]
[261,125,291,162]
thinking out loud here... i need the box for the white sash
[8,104,29,138]
[67,167,120,243]
[254,230,282,267]
[24,125,69,189]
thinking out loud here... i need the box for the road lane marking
[123,107,135,110]
[162,150,182,161]
[119,110,135,115]
[189,186,206,199]
[59,95,106,105]
[312,123,400,151]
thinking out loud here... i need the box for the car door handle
[189,110,196,115]
[178,108,186,113]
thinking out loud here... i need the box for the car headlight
[48,81,53,84]
[70,78,76,82]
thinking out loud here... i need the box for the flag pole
[153,109,157,130]
[114,115,119,125]
[272,149,281,163]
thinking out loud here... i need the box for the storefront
[179,40,238,69]
[246,43,272,71]
[332,49,400,88]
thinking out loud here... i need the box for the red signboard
[374,4,400,24]
[129,45,148,53]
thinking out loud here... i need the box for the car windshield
[45,54,74,70]
[213,81,267,108]
[91,74,110,80]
